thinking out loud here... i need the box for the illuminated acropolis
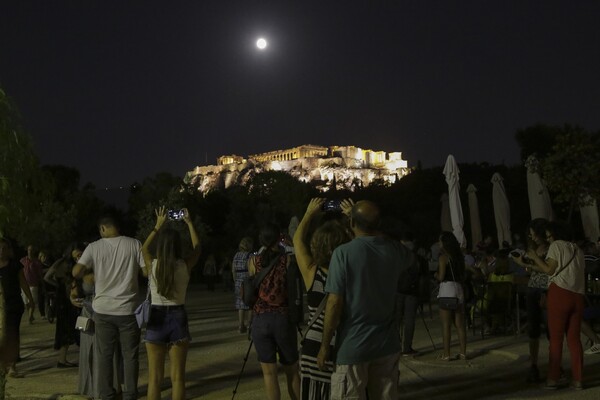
[185,145,410,193]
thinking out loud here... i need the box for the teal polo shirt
[326,235,412,364]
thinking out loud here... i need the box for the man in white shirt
[73,215,145,400]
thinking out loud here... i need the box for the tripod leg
[232,340,254,400]
[419,305,436,351]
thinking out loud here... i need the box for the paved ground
[4,285,600,399]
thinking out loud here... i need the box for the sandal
[457,353,468,360]
[437,353,453,361]
[571,381,583,391]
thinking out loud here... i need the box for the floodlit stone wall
[185,144,410,193]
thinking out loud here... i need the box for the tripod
[418,304,436,351]
[232,339,253,400]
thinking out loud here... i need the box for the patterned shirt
[253,251,289,315]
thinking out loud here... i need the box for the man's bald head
[351,200,380,234]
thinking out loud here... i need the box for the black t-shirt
[0,259,25,312]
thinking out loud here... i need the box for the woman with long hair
[293,198,352,400]
[511,218,549,383]
[141,207,201,400]
[435,231,467,361]
[526,221,585,390]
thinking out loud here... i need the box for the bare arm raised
[293,198,325,290]
[141,206,168,277]
[183,209,202,273]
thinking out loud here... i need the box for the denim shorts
[144,305,191,345]
[251,312,298,365]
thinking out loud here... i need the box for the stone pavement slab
[4,285,600,399]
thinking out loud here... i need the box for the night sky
[1,1,599,189]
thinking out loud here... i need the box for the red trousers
[546,283,584,382]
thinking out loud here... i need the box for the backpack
[398,248,420,295]
[240,251,282,308]
[286,255,304,326]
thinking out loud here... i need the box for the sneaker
[56,362,77,368]
[526,365,540,383]
[584,343,600,355]
[543,381,558,390]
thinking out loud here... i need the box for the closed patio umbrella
[525,155,553,220]
[491,172,512,247]
[440,193,452,233]
[467,184,482,251]
[580,195,600,242]
[443,155,466,247]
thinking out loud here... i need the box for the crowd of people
[1,198,600,399]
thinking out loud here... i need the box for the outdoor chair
[471,281,514,338]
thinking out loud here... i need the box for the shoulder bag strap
[145,262,152,301]
[302,293,328,339]
[552,244,578,277]
[447,257,457,282]
[254,250,284,287]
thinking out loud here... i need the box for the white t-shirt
[78,236,144,315]
[149,259,189,306]
[546,240,585,295]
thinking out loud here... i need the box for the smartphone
[322,200,342,212]
[168,209,184,220]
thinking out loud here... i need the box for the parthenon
[186,144,410,193]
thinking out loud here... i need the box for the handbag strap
[302,293,328,339]
[552,243,578,277]
[145,262,152,301]
[253,249,284,287]
[447,257,457,282]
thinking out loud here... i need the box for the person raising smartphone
[141,207,201,400]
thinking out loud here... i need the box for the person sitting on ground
[293,198,352,400]
[141,207,201,400]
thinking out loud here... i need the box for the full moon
[256,38,267,50]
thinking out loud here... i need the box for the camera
[509,250,524,258]
[510,249,534,265]
[168,209,185,221]
[322,199,342,212]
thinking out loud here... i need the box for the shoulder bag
[241,250,283,307]
[135,265,152,329]
[438,258,461,310]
